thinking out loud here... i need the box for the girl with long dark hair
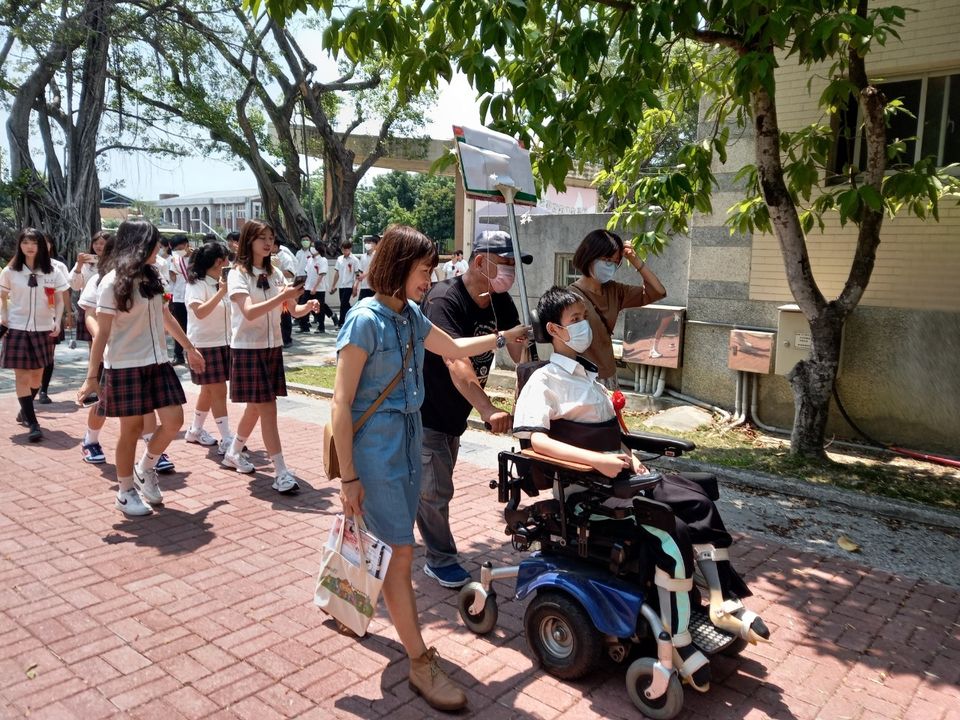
[184,241,234,453]
[0,228,69,441]
[35,234,72,404]
[76,220,204,517]
[70,230,110,347]
[223,219,318,492]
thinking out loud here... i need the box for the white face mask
[592,259,618,284]
[561,319,593,353]
[364,243,374,253]
[484,259,516,294]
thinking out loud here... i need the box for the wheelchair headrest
[529,309,551,345]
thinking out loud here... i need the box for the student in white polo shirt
[183,241,235,455]
[0,228,68,442]
[77,220,204,517]
[330,240,360,318]
[223,220,318,493]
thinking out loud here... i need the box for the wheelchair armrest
[611,471,661,500]
[621,431,696,457]
[519,448,593,473]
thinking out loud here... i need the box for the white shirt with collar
[304,253,328,293]
[0,265,69,332]
[154,254,172,291]
[227,266,286,349]
[78,273,101,312]
[185,276,231,348]
[334,254,359,288]
[96,269,168,369]
[512,352,614,440]
[358,251,374,290]
[170,250,190,302]
[274,246,297,278]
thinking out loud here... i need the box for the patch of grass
[286,365,337,389]
[625,415,960,510]
[468,396,514,420]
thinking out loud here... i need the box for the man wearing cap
[418,230,532,588]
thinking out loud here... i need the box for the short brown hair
[367,224,438,300]
[572,229,624,277]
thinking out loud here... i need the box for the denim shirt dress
[335,297,433,545]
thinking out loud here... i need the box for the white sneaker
[272,469,300,494]
[115,488,152,516]
[185,427,217,446]
[222,452,255,474]
[649,348,663,359]
[217,436,231,456]
[134,464,163,505]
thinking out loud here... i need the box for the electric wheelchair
[456,319,770,719]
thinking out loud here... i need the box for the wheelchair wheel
[457,582,498,635]
[625,657,684,720]
[524,591,603,680]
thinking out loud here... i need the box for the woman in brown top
[568,229,666,388]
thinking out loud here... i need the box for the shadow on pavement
[102,499,229,555]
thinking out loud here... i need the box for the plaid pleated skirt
[75,308,93,342]
[100,362,186,417]
[1,329,54,369]
[191,345,231,385]
[230,346,287,404]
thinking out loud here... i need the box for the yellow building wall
[749,0,960,312]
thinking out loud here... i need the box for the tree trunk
[786,313,844,459]
[320,144,358,254]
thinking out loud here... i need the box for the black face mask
[256,273,270,290]
[27,274,38,288]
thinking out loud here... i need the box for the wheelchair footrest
[689,609,737,655]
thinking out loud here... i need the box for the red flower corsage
[44,287,56,307]
[163,292,173,304]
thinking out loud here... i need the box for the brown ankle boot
[408,647,467,712]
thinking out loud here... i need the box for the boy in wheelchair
[512,287,769,691]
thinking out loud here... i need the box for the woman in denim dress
[332,225,528,712]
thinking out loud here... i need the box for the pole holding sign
[452,126,539,356]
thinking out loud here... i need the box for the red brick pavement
[1,391,959,719]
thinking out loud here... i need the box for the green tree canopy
[355,171,455,250]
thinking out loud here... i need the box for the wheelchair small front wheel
[524,591,603,680]
[457,582,498,635]
[625,657,684,720]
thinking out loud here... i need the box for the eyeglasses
[256,273,270,290]
[27,274,38,288]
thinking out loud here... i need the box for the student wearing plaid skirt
[184,241,235,454]
[0,228,68,442]
[223,219,319,493]
[77,220,205,517]
[35,234,72,405]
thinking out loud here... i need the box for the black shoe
[332,314,340,326]
[315,328,326,334]
[283,340,293,348]
[16,411,23,425]
[28,424,42,442]
[172,357,185,366]
[296,327,310,334]
[37,391,52,405]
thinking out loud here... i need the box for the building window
[836,71,960,173]
[555,253,579,286]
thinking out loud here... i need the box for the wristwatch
[495,331,506,349]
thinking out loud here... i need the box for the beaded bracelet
[341,477,360,485]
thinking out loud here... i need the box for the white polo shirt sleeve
[78,274,100,312]
[512,367,559,440]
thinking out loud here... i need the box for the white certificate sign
[453,125,538,206]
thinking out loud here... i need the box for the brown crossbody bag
[322,340,413,480]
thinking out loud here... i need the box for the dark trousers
[170,301,188,360]
[281,311,292,345]
[297,290,333,331]
[338,287,353,317]
[651,473,733,549]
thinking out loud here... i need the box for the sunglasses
[256,273,270,290]
[28,274,38,288]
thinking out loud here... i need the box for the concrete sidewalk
[1,379,959,719]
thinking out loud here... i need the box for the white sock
[214,416,231,440]
[190,410,208,433]
[271,453,287,474]
[229,435,247,457]
[139,449,159,471]
[117,476,134,495]
[84,427,101,445]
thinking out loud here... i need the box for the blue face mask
[592,259,618,284]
